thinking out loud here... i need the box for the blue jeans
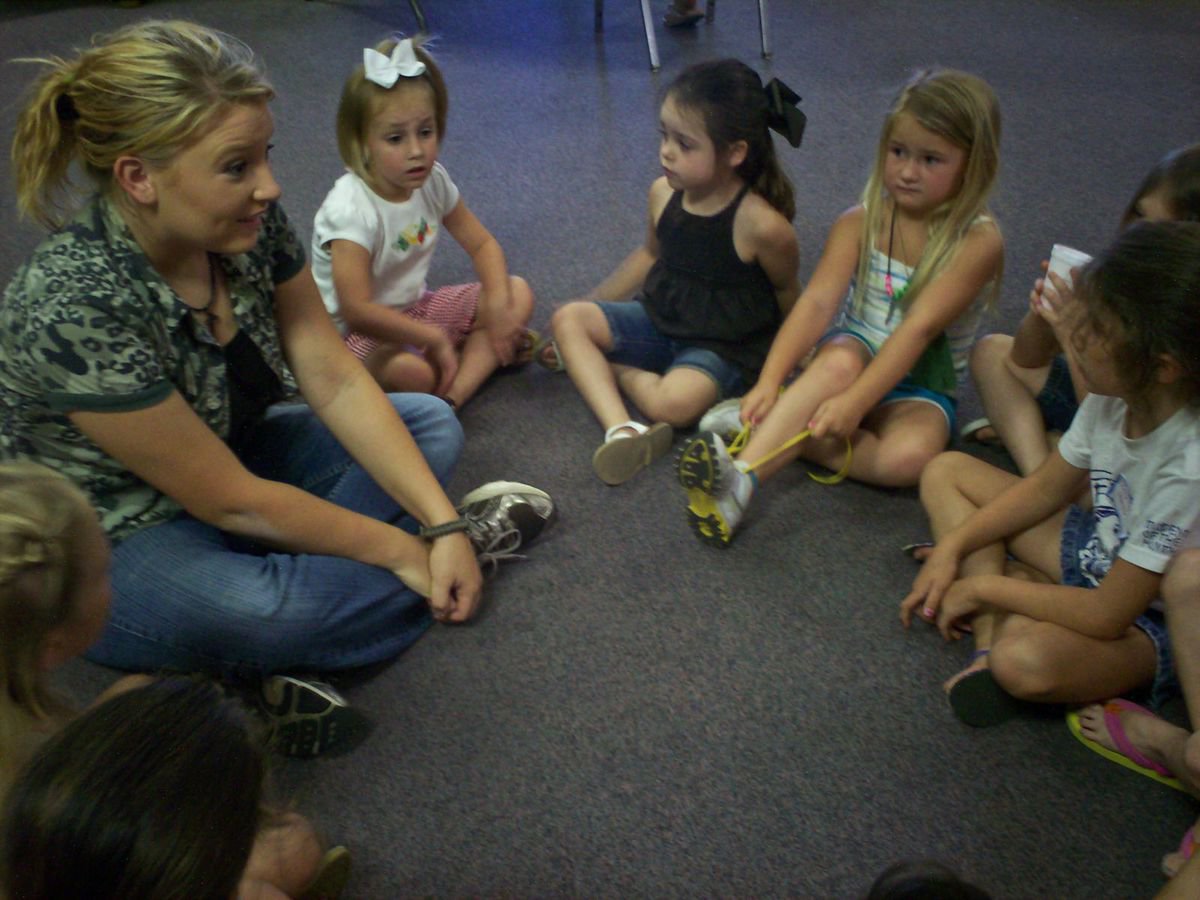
[88,394,462,680]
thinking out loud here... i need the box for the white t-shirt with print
[311,163,461,332]
[1057,393,1200,590]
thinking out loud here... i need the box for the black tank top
[639,186,782,380]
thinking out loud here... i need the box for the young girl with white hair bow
[311,36,536,410]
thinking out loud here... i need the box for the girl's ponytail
[750,137,796,222]
[11,63,81,229]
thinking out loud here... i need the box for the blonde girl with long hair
[679,68,1004,546]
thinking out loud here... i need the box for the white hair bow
[363,39,426,89]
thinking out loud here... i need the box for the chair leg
[758,0,772,58]
[705,0,715,24]
[409,0,429,35]
[639,0,661,71]
[595,0,604,31]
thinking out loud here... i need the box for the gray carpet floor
[3,1,1200,897]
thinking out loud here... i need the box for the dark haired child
[967,142,1200,474]
[866,860,991,900]
[1,677,349,900]
[311,37,535,410]
[539,58,802,485]
[0,462,347,899]
[901,221,1200,729]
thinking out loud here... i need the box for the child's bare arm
[734,193,800,315]
[580,178,670,302]
[741,207,861,425]
[810,221,1002,438]
[442,199,524,364]
[1009,308,1061,369]
[937,558,1160,641]
[330,239,446,351]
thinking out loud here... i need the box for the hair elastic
[54,93,79,123]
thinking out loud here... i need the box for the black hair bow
[764,78,805,148]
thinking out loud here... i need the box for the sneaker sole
[677,435,735,547]
[677,433,723,493]
[592,422,673,485]
[262,677,372,759]
[271,706,371,758]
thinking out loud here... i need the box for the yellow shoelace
[727,423,852,485]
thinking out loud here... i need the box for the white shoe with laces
[697,397,745,443]
[457,481,556,572]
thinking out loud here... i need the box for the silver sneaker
[457,481,556,571]
[697,397,745,443]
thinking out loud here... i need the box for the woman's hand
[425,533,483,623]
[899,540,962,628]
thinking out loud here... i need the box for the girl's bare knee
[989,635,1059,701]
[378,355,436,394]
[969,332,1011,380]
[883,441,940,487]
[809,343,867,387]
[917,450,971,501]
[509,275,535,321]
[550,301,588,336]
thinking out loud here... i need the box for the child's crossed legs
[918,451,1157,702]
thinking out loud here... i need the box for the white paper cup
[1046,244,1093,290]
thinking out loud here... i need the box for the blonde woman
[1,21,553,755]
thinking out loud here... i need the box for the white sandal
[591,421,673,485]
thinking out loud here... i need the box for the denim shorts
[597,300,747,399]
[1036,353,1080,434]
[819,327,958,434]
[1060,504,1178,709]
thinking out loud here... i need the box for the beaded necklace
[883,203,912,323]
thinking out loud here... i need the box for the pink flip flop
[1066,699,1186,791]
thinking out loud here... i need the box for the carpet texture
[2,1,1199,896]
